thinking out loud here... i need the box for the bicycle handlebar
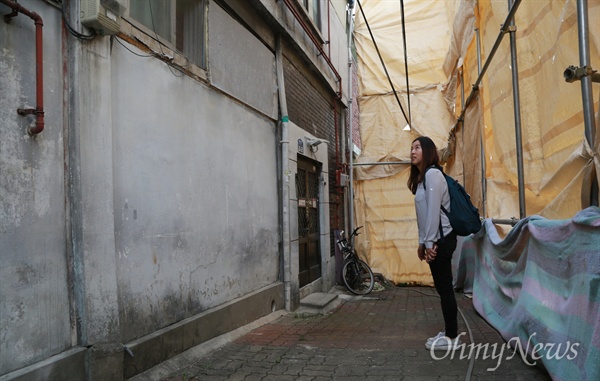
[349,226,363,239]
[337,226,363,245]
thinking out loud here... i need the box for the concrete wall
[0,2,72,375]
[210,3,278,117]
[111,36,280,341]
[0,0,349,378]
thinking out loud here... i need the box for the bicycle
[337,226,375,295]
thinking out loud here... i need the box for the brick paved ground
[149,285,551,381]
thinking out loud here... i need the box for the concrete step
[296,292,341,316]
[300,292,338,309]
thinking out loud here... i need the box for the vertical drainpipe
[327,0,331,57]
[1,0,45,135]
[508,0,526,219]
[348,1,355,234]
[576,0,599,206]
[276,36,292,311]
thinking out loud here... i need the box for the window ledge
[117,19,208,82]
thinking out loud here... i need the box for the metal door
[296,158,321,287]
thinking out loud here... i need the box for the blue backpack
[423,166,482,237]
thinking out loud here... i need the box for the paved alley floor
[131,284,551,381]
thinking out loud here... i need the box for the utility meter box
[81,0,126,35]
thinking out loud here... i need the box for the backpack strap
[422,166,445,241]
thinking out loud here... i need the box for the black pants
[428,231,458,338]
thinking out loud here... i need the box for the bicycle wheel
[342,259,375,295]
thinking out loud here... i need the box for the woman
[408,136,461,350]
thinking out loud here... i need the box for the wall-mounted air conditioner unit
[81,0,126,35]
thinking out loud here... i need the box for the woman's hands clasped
[418,244,437,263]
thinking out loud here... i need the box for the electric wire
[382,278,475,381]
[147,0,184,77]
[115,36,153,58]
[399,0,411,125]
[356,0,410,127]
[61,0,96,40]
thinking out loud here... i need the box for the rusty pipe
[1,0,45,135]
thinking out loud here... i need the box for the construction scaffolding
[349,0,599,285]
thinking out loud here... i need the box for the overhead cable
[61,0,96,40]
[356,0,410,127]
[399,0,411,125]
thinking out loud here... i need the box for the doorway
[296,156,322,287]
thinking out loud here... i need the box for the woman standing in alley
[408,136,461,351]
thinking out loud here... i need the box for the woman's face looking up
[411,140,423,168]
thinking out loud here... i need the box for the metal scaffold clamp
[564,65,600,83]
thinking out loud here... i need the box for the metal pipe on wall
[281,0,344,229]
[1,0,45,135]
[576,0,599,206]
[327,0,331,57]
[275,37,292,311]
[508,0,526,219]
[348,1,355,235]
[281,0,342,98]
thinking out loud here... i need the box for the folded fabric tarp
[455,206,600,381]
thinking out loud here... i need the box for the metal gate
[296,157,321,287]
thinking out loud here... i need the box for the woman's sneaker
[425,335,462,350]
[426,331,445,345]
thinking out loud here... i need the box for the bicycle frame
[337,226,361,256]
[337,226,375,295]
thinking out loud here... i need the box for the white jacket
[414,168,452,249]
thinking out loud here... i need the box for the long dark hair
[407,136,440,195]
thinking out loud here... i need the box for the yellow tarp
[353,0,600,285]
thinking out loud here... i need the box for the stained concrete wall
[0,0,349,378]
[0,2,72,375]
[1,0,280,376]
[210,3,278,117]
[111,38,280,341]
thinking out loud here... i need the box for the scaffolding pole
[476,28,487,218]
[452,0,522,219]
[458,0,522,113]
[351,1,524,225]
[576,0,599,206]
[508,0,526,219]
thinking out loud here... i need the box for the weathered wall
[1,0,281,374]
[0,0,350,378]
[111,34,279,340]
[0,2,72,374]
[210,2,277,117]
